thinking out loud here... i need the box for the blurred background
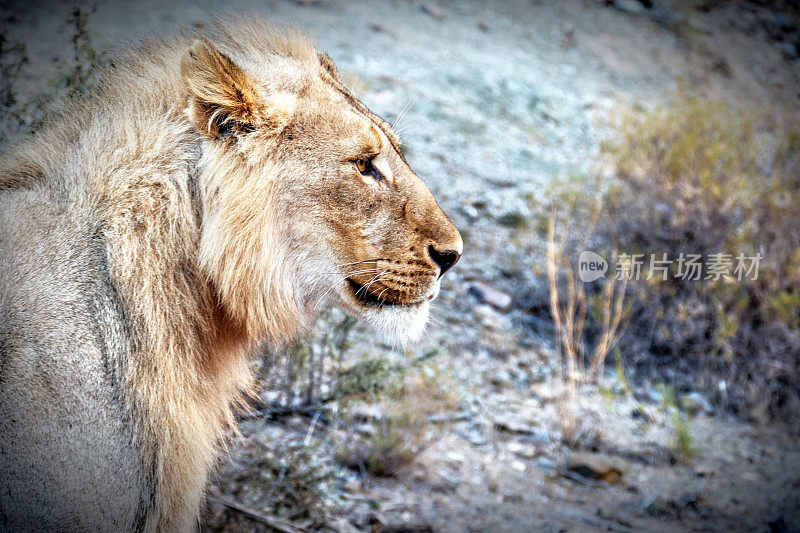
[2,0,799,531]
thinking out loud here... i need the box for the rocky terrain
[2,0,799,531]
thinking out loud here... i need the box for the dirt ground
[2,0,799,531]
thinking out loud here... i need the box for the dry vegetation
[551,91,800,432]
[545,201,629,445]
[206,312,459,528]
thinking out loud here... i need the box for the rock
[473,304,508,330]
[564,453,625,484]
[468,281,512,310]
[353,423,375,436]
[490,370,513,388]
[462,204,479,220]
[507,441,541,459]
[535,456,557,471]
[612,0,646,15]
[492,417,536,435]
[430,468,459,492]
[349,403,388,423]
[635,387,662,405]
[329,517,360,533]
[455,422,488,445]
[631,406,656,423]
[343,478,362,493]
[419,1,445,21]
[681,392,713,416]
[693,463,714,478]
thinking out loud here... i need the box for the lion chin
[364,301,431,346]
[328,278,438,347]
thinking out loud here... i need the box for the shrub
[596,92,800,426]
[336,359,459,477]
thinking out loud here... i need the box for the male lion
[0,18,461,532]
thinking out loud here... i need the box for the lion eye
[355,157,382,181]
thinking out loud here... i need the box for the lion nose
[428,245,461,278]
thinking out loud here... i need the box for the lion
[0,18,461,532]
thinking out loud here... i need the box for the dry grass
[596,90,800,428]
[546,199,629,445]
[336,358,459,477]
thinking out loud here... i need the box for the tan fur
[0,17,461,532]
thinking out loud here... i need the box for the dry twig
[207,493,308,533]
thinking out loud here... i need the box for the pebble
[631,406,656,423]
[343,478,362,493]
[565,453,625,484]
[490,370,513,388]
[508,441,540,459]
[468,281,513,310]
[462,204,479,220]
[681,392,714,416]
[612,0,646,15]
[693,463,715,478]
[456,424,488,446]
[473,304,506,330]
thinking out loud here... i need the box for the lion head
[180,23,462,346]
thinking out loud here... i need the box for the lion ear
[318,52,340,83]
[181,39,295,139]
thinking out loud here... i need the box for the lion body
[0,40,252,531]
[0,19,461,532]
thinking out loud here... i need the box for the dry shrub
[545,196,630,446]
[598,91,800,426]
[207,431,340,529]
[258,310,357,410]
[336,359,459,477]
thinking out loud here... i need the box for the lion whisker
[391,97,417,132]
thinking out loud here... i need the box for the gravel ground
[2,0,800,531]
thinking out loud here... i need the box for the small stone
[490,370,513,388]
[565,453,625,484]
[462,204,479,220]
[343,478,362,493]
[353,423,375,436]
[474,304,503,329]
[693,463,714,478]
[635,387,662,405]
[445,450,465,464]
[681,392,713,416]
[536,457,557,471]
[631,406,655,423]
[508,441,540,459]
[456,424,488,446]
[430,468,459,492]
[419,1,445,20]
[492,417,536,435]
[468,281,512,310]
[612,0,646,15]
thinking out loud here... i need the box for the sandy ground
[2,0,800,531]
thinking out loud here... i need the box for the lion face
[182,34,461,344]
